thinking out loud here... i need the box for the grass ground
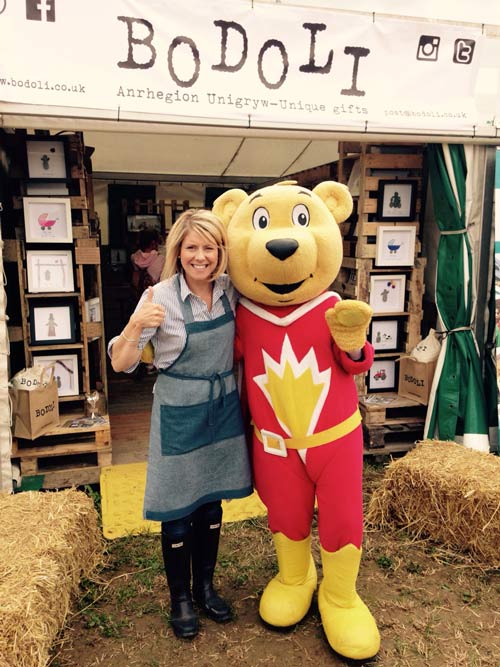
[51,465,499,667]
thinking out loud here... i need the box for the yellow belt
[254,408,361,456]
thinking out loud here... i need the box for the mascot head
[212,180,352,306]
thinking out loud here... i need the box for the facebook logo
[26,0,55,22]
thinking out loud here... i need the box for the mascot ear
[213,189,248,227]
[313,181,353,224]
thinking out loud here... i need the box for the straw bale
[0,488,104,667]
[366,439,500,567]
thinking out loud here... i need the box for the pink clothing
[131,249,165,284]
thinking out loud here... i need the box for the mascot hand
[325,301,373,352]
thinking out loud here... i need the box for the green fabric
[425,144,489,444]
[485,269,499,452]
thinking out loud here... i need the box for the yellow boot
[318,544,380,660]
[259,533,317,627]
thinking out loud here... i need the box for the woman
[109,209,252,639]
[130,228,166,291]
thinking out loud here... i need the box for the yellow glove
[140,341,154,364]
[325,301,373,353]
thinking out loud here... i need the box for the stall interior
[1,129,431,490]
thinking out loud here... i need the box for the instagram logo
[453,39,476,64]
[416,35,440,61]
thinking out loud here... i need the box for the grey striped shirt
[107,273,238,373]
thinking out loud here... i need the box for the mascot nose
[265,238,299,261]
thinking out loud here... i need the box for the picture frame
[367,359,398,392]
[26,249,74,293]
[23,197,73,243]
[369,318,402,352]
[110,248,127,265]
[85,297,101,323]
[377,180,417,221]
[369,274,406,313]
[31,353,79,397]
[26,182,69,196]
[127,214,162,232]
[29,300,77,346]
[375,225,417,267]
[26,139,68,179]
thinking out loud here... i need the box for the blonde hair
[161,209,228,281]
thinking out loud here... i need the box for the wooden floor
[108,368,155,465]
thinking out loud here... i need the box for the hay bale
[0,489,104,667]
[366,440,500,567]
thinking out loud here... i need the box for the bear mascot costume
[213,181,380,660]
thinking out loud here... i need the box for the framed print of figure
[377,180,417,221]
[369,274,406,313]
[26,139,68,179]
[29,301,77,345]
[26,249,74,293]
[32,354,79,397]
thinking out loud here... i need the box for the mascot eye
[252,207,270,230]
[292,204,309,227]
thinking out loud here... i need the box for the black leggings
[161,500,222,542]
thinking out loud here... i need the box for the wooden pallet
[359,392,427,451]
[12,414,112,489]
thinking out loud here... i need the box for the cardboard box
[398,357,437,405]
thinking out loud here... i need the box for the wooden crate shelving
[12,414,111,488]
[359,393,426,454]
[335,142,428,454]
[5,132,111,488]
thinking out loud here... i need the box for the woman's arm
[110,287,166,372]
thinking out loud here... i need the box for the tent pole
[474,147,496,362]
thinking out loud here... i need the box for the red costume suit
[235,292,374,553]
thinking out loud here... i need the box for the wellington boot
[259,533,317,627]
[170,595,199,639]
[192,508,232,623]
[318,544,380,660]
[161,525,199,639]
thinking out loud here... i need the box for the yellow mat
[100,462,267,540]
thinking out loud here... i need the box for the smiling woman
[106,208,252,639]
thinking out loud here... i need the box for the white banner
[0,0,488,133]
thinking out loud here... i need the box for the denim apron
[143,276,252,522]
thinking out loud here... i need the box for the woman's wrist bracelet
[120,331,140,344]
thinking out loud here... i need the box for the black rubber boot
[192,502,233,623]
[161,520,199,639]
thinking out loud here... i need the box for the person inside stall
[108,209,252,640]
[130,229,166,375]
[130,229,166,295]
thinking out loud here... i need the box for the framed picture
[23,197,73,243]
[29,300,77,346]
[26,139,68,179]
[26,182,69,196]
[375,225,416,267]
[32,354,79,397]
[85,297,101,323]
[26,249,74,293]
[110,248,127,265]
[369,318,402,352]
[367,359,398,392]
[369,274,406,313]
[377,180,417,221]
[127,214,162,232]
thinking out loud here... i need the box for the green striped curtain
[424,144,489,451]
